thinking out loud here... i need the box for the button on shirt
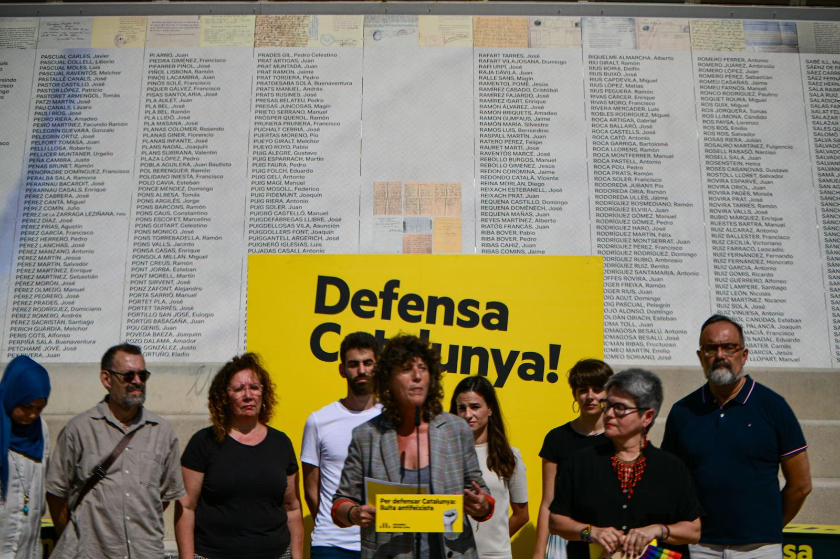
[661,376,807,545]
[45,399,185,559]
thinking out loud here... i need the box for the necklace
[10,453,30,516]
[611,452,646,499]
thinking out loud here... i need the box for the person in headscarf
[0,355,51,558]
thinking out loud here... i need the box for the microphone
[415,405,421,559]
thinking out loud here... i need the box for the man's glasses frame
[698,343,744,357]
[106,369,151,383]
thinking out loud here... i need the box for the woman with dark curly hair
[332,334,493,559]
[175,353,303,559]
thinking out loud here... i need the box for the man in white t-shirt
[302,332,383,559]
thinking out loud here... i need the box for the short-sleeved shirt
[550,443,702,559]
[469,444,528,559]
[539,421,608,489]
[661,376,807,545]
[45,399,185,559]
[181,426,299,559]
[300,400,382,551]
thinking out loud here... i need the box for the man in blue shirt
[662,315,812,559]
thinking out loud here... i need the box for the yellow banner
[376,494,464,533]
[247,254,604,552]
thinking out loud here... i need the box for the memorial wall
[2,11,840,369]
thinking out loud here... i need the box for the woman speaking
[332,334,493,559]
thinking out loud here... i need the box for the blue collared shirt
[662,375,807,545]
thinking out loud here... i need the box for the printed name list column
[126,16,255,361]
[475,17,590,256]
[803,46,840,366]
[248,15,363,255]
[584,18,709,365]
[5,17,144,361]
[693,19,829,366]
[0,18,39,352]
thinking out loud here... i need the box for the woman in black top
[534,359,613,559]
[549,369,701,558]
[175,353,304,559]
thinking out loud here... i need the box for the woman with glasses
[534,359,613,559]
[175,353,303,559]
[548,369,701,559]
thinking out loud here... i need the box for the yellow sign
[785,525,840,535]
[247,254,604,552]
[365,477,428,506]
[376,494,464,533]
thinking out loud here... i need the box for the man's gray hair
[604,368,664,422]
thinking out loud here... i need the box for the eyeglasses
[227,383,263,398]
[698,343,744,357]
[600,400,647,418]
[107,369,151,383]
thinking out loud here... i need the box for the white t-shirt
[301,400,383,551]
[469,443,528,559]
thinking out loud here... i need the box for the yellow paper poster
[199,15,255,47]
[91,16,146,48]
[248,254,604,549]
[376,495,463,533]
[255,15,310,48]
[689,19,745,52]
[473,17,528,48]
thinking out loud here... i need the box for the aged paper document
[690,19,745,52]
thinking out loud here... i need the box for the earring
[572,401,580,414]
[642,433,648,450]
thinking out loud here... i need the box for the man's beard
[706,360,745,386]
[122,384,146,406]
[348,376,372,397]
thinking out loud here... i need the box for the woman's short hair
[207,353,277,442]
[605,368,664,423]
[567,358,614,391]
[375,334,443,425]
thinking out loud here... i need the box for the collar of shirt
[700,375,756,408]
[88,398,158,434]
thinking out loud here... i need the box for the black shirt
[549,442,702,559]
[539,421,609,467]
[539,422,610,558]
[181,426,299,559]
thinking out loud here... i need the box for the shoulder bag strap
[70,423,145,513]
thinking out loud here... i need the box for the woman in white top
[450,376,528,559]
[0,355,51,559]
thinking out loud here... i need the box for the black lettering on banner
[309,275,564,387]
